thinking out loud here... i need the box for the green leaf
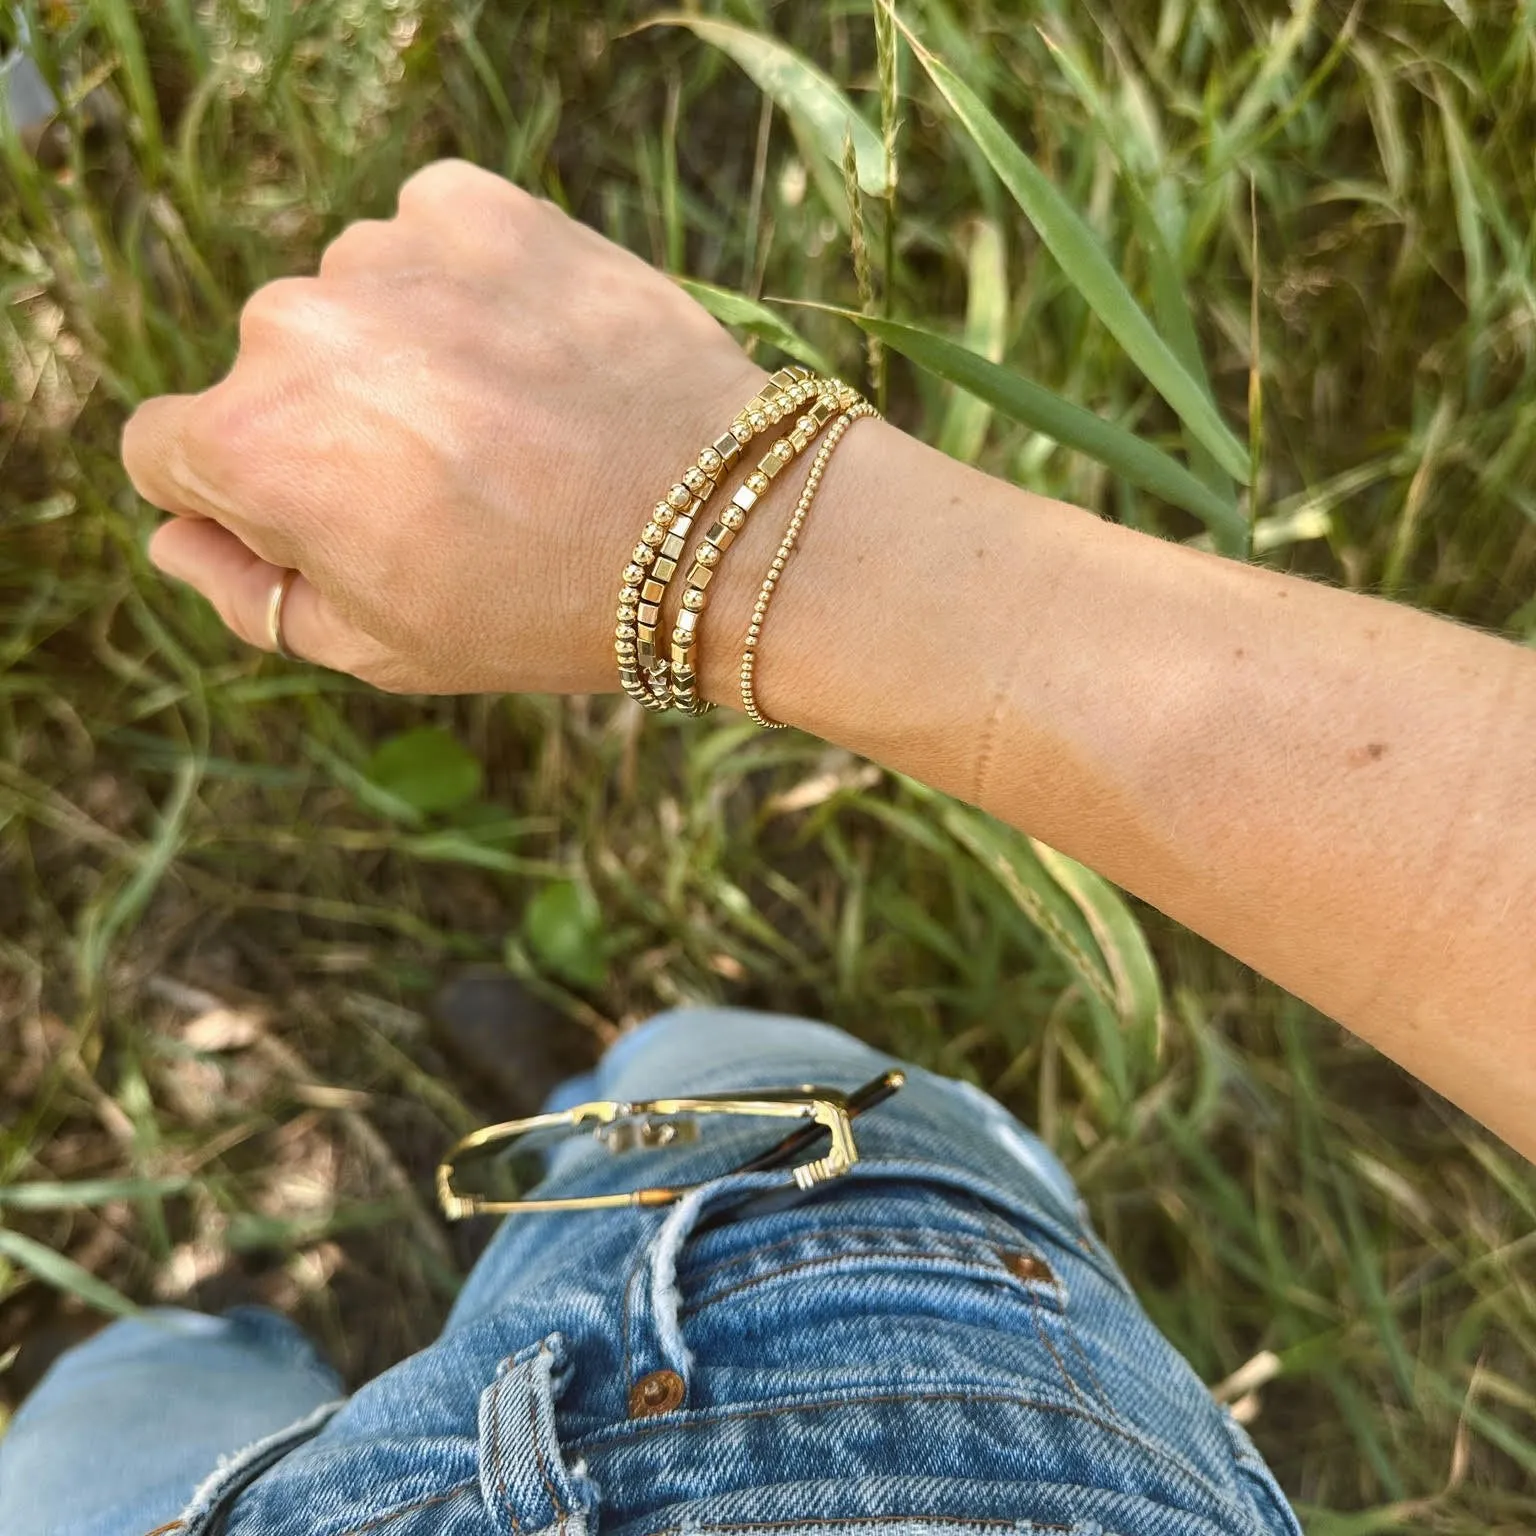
[792,303,1245,540]
[934,798,1129,1103]
[362,727,483,817]
[895,18,1250,485]
[0,1227,138,1317]
[677,278,835,373]
[936,218,1008,464]
[522,880,608,992]
[643,16,891,197]
[1027,840,1163,1040]
[0,1176,191,1210]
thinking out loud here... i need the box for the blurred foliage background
[1,2,1533,1530]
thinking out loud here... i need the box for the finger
[147,517,346,666]
[122,394,212,516]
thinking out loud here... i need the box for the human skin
[122,161,1536,1161]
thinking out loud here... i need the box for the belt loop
[478,1334,598,1535]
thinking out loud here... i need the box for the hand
[124,160,766,695]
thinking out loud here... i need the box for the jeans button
[999,1249,1054,1283]
[629,1369,686,1418]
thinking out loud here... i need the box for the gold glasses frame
[436,1069,905,1220]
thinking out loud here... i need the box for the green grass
[2,1,1534,1529]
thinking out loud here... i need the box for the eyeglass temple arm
[734,1069,905,1176]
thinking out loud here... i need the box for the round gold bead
[748,409,767,432]
[721,507,745,531]
[699,447,723,475]
[672,627,693,647]
[667,483,691,511]
[653,505,675,528]
[620,585,640,603]
[618,603,637,621]
[696,544,720,567]
[682,589,705,612]
[642,525,667,547]
[773,439,795,462]
[683,466,707,494]
[730,419,752,445]
[796,416,814,437]
[745,471,769,494]
[615,623,636,640]
[745,634,758,648]
[633,545,656,566]
[623,563,646,585]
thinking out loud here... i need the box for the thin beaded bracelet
[740,402,879,729]
[669,383,860,717]
[615,365,823,711]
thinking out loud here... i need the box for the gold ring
[266,568,299,660]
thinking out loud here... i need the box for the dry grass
[1,3,1533,1530]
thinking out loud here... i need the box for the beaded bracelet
[615,366,822,711]
[669,383,860,716]
[739,403,878,728]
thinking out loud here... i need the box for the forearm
[698,419,1536,1157]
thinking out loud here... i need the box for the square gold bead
[652,556,677,581]
[690,565,715,591]
[676,609,699,633]
[758,452,783,478]
[661,532,686,560]
[712,526,737,552]
[759,380,784,402]
[641,579,665,603]
[731,486,758,511]
[638,603,659,625]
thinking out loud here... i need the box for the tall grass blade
[893,14,1250,486]
[1028,840,1163,1041]
[678,279,834,373]
[929,795,1130,1103]
[0,1227,138,1317]
[937,218,1007,463]
[792,303,1246,539]
[642,16,891,196]
[0,1176,192,1209]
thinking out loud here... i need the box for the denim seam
[678,1249,1050,1319]
[530,1343,569,1531]
[1057,1306,1115,1416]
[568,1389,1257,1525]
[332,1480,477,1536]
[643,1520,1070,1535]
[1016,1275,1099,1417]
[680,1223,1003,1286]
[489,1362,520,1531]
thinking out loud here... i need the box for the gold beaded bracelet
[740,402,879,729]
[669,382,860,716]
[615,366,822,711]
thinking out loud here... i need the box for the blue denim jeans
[0,1009,1301,1536]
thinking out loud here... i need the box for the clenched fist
[125,160,766,695]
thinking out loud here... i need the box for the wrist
[691,412,913,723]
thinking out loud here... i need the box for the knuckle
[318,218,395,278]
[237,276,319,348]
[397,158,524,220]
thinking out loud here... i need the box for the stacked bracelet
[739,402,878,728]
[615,365,823,711]
[669,382,858,716]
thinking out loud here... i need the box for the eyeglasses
[436,1069,905,1219]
